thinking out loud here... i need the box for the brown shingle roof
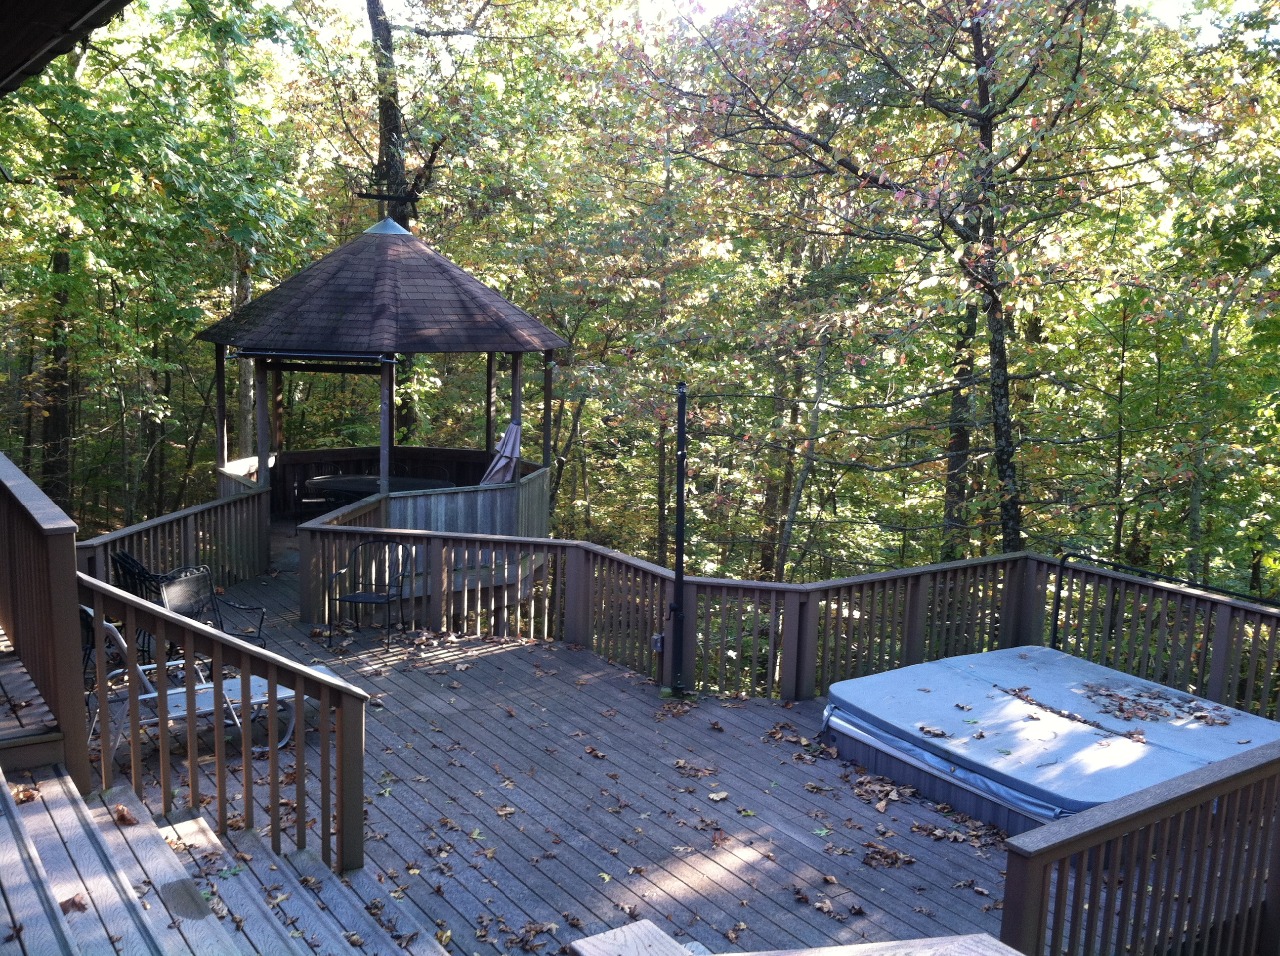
[1,0,134,95]
[197,220,569,356]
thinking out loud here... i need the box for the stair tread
[285,847,447,955]
[161,813,306,955]
[14,765,167,954]
[218,827,381,953]
[0,764,77,955]
[88,783,244,956]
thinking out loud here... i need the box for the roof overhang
[1,0,135,96]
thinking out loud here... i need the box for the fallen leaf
[60,895,89,915]
[114,804,138,826]
[708,791,729,802]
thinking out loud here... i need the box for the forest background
[1,0,1277,594]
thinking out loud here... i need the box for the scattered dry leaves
[861,841,916,868]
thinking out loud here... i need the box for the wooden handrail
[0,454,90,792]
[1001,740,1280,954]
[78,575,369,870]
[76,488,270,586]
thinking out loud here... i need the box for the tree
[633,0,1200,554]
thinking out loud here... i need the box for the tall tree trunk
[775,337,828,581]
[234,247,254,458]
[1111,307,1129,560]
[367,0,412,229]
[757,345,789,578]
[971,19,1022,553]
[940,303,977,561]
[42,246,73,512]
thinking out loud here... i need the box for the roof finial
[364,218,412,236]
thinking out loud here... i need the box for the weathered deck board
[0,654,56,742]
[126,552,1008,955]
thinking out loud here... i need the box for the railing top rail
[1005,738,1280,861]
[78,574,370,702]
[0,454,78,535]
[75,487,269,549]
[1053,553,1280,619]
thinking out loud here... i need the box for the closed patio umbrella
[481,421,522,485]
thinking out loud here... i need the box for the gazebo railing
[76,488,271,587]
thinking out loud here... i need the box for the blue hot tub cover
[822,646,1280,824]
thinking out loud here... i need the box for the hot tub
[822,646,1280,834]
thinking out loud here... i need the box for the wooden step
[160,812,309,955]
[217,825,403,953]
[283,847,447,955]
[572,921,1021,956]
[0,655,64,771]
[85,782,246,956]
[14,765,242,956]
[0,763,77,955]
[285,849,450,952]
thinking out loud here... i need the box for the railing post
[426,537,447,634]
[902,574,927,665]
[779,591,819,701]
[999,845,1047,954]
[298,525,319,622]
[336,698,366,872]
[1000,554,1044,648]
[258,487,272,572]
[1206,603,1234,704]
[564,545,593,647]
[1263,803,1280,956]
[50,538,91,794]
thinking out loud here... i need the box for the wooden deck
[126,532,1009,955]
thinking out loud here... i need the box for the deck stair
[0,648,63,771]
[2,763,241,955]
[161,811,446,954]
[570,921,1022,956]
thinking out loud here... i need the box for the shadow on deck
[123,530,1008,955]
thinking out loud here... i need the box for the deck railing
[0,455,91,792]
[78,575,369,870]
[1042,555,1280,719]
[1002,739,1280,955]
[75,488,271,587]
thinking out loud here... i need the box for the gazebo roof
[1,0,134,95]
[197,220,569,358]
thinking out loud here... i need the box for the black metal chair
[329,540,415,648]
[160,565,267,647]
[109,549,183,601]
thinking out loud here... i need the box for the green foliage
[3,0,1279,602]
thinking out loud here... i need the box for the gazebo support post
[511,351,523,426]
[272,368,285,452]
[254,358,270,489]
[380,357,394,494]
[486,352,497,453]
[543,350,553,469]
[215,345,227,472]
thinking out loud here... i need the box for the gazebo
[198,219,569,506]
